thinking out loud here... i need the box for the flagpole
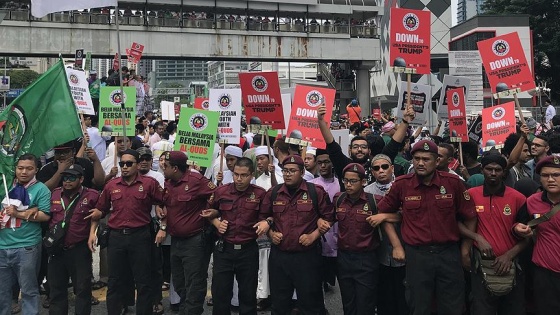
[114,6,127,145]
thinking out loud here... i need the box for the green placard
[99,87,136,136]
[174,107,219,168]
[84,52,91,71]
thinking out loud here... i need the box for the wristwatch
[160,224,167,231]
[401,119,410,125]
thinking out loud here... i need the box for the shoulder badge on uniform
[503,204,512,216]
[463,191,471,200]
[82,198,88,205]
[184,185,189,191]
[208,182,217,189]
[555,157,560,165]
[302,192,308,200]
[440,186,446,194]
[423,143,429,151]
[138,185,144,192]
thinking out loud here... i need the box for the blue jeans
[0,243,42,315]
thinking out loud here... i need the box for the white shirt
[101,155,121,177]
[87,126,108,161]
[546,104,556,124]
[151,140,174,171]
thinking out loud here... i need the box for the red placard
[286,85,335,149]
[390,7,431,74]
[193,98,209,110]
[446,88,468,142]
[477,32,536,93]
[127,42,144,64]
[482,102,516,150]
[372,108,382,120]
[238,71,284,129]
[112,53,120,71]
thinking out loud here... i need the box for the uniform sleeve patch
[463,191,471,200]
[208,182,217,190]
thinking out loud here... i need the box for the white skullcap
[224,146,243,158]
[255,146,269,157]
[306,147,316,156]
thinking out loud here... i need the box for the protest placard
[239,71,285,129]
[446,88,468,142]
[99,87,136,136]
[208,89,242,144]
[174,107,219,168]
[390,7,431,74]
[482,102,516,150]
[65,68,95,115]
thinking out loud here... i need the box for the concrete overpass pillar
[356,68,371,118]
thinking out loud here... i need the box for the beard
[351,153,369,164]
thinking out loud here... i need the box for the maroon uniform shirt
[527,191,560,273]
[208,183,267,244]
[96,174,165,229]
[261,181,334,252]
[50,187,100,247]
[378,171,476,246]
[334,191,380,252]
[164,170,216,238]
[469,185,527,257]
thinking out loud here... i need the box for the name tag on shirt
[297,200,312,204]
[273,201,286,206]
[405,196,421,201]
[336,207,346,213]
[435,194,453,199]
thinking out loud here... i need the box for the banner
[396,82,431,126]
[74,49,84,69]
[0,60,82,192]
[389,7,431,74]
[446,88,468,142]
[286,85,335,149]
[477,32,536,94]
[112,53,120,71]
[65,68,95,115]
[31,0,117,18]
[161,101,175,121]
[438,75,470,120]
[468,115,483,143]
[174,107,219,168]
[482,102,516,150]
[99,87,136,136]
[208,88,242,144]
[193,97,209,110]
[239,71,285,129]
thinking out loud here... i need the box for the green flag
[0,60,82,194]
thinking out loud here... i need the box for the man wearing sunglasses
[378,140,477,315]
[100,136,134,182]
[364,154,408,315]
[48,164,100,315]
[90,149,165,315]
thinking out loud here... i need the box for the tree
[483,0,560,101]
[7,69,40,89]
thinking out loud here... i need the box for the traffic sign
[0,76,10,91]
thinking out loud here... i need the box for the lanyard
[60,188,82,228]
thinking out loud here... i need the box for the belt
[63,240,87,251]
[408,242,457,253]
[112,225,148,235]
[224,240,257,250]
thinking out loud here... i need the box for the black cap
[60,164,84,176]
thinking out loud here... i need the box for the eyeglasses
[139,156,152,162]
[281,168,300,175]
[118,161,136,168]
[62,175,79,182]
[342,178,361,185]
[372,164,390,171]
[351,144,368,150]
[233,173,251,179]
[541,173,560,180]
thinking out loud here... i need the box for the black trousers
[269,246,323,315]
[337,250,378,315]
[170,233,213,315]
[162,245,171,283]
[106,227,153,315]
[47,241,93,315]
[470,262,525,315]
[405,244,465,315]
[534,266,560,315]
[212,241,259,315]
[377,264,408,315]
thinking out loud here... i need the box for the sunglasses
[372,164,390,171]
[62,175,79,182]
[118,161,136,167]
